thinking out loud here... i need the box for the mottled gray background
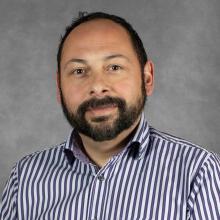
[0,0,219,195]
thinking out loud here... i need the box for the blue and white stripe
[1,113,220,219]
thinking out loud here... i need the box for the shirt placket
[87,165,106,220]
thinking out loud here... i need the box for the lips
[76,96,125,118]
[86,104,117,117]
[87,103,117,111]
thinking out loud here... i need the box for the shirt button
[97,174,105,181]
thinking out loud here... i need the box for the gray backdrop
[0,0,219,195]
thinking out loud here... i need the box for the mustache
[77,96,126,115]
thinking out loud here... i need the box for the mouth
[86,104,118,117]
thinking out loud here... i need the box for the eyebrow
[64,59,87,70]
[64,54,130,70]
[104,54,130,61]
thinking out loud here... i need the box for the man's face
[58,19,151,141]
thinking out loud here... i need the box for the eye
[72,68,86,76]
[108,64,122,71]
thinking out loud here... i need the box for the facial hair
[59,78,146,142]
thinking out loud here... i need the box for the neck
[79,116,141,168]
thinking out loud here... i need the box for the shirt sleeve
[0,164,18,220]
[188,152,220,220]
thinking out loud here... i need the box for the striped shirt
[1,113,220,220]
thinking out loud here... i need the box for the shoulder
[148,126,219,178]
[18,142,66,163]
[149,125,210,154]
[16,142,67,176]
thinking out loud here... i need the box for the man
[0,12,219,220]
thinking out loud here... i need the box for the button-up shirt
[1,113,220,219]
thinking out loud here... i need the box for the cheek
[61,83,86,110]
[114,80,142,102]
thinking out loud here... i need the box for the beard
[59,80,146,142]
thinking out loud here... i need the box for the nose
[89,73,110,97]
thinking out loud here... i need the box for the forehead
[61,19,136,58]
[69,18,130,38]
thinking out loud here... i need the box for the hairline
[57,13,148,76]
[60,18,142,72]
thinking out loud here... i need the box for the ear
[56,72,61,103]
[143,60,154,96]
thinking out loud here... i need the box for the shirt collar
[63,111,151,165]
[127,111,151,160]
[63,131,76,166]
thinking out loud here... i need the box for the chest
[17,157,190,220]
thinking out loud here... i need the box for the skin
[57,19,154,167]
